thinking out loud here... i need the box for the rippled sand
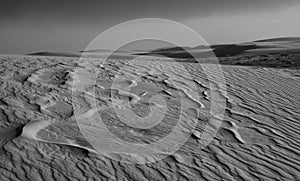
[0,54,299,180]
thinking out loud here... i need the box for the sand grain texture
[0,50,299,181]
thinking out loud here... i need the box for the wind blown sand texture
[0,38,299,180]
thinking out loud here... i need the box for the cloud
[1,0,299,24]
[1,0,299,54]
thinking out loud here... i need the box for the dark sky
[1,0,300,54]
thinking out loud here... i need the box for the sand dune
[136,37,300,68]
[0,37,299,180]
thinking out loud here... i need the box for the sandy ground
[0,53,299,181]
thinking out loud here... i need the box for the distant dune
[137,37,300,58]
[28,37,300,68]
[135,37,300,68]
[254,37,300,42]
[28,51,81,57]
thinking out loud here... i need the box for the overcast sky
[1,0,300,54]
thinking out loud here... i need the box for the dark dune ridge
[136,37,300,68]
[142,37,300,56]
[28,51,81,57]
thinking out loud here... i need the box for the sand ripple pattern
[0,55,299,180]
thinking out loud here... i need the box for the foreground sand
[0,54,299,181]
